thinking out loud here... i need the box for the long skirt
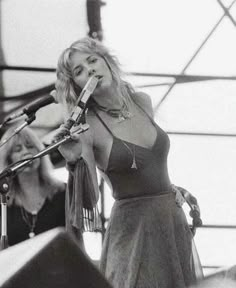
[100,193,203,288]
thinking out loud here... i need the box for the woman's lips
[21,154,33,160]
[96,75,103,79]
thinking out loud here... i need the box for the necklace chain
[93,101,134,122]
[121,141,137,169]
[20,207,38,238]
[92,100,138,169]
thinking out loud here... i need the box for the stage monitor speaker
[0,228,112,288]
[192,265,236,287]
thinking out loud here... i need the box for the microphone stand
[0,75,97,249]
[0,123,89,249]
[0,113,36,250]
[0,178,10,250]
[0,113,36,148]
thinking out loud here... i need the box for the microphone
[63,75,98,130]
[4,91,57,122]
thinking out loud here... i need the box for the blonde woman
[0,126,65,246]
[55,37,202,288]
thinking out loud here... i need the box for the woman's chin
[95,82,112,94]
[21,160,40,173]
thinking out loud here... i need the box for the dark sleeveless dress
[94,104,202,288]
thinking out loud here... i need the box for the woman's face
[10,138,40,172]
[70,51,113,91]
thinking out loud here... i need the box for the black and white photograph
[0,1,236,287]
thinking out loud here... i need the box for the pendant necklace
[93,101,134,123]
[121,114,138,169]
[92,99,138,169]
[20,207,38,238]
[122,102,138,169]
[122,141,137,169]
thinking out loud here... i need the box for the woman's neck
[93,85,125,110]
[17,172,45,212]
[18,171,40,192]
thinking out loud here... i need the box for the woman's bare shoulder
[132,91,154,117]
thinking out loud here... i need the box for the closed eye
[12,145,22,152]
[25,144,34,149]
[73,67,82,76]
[89,58,97,63]
[87,55,98,64]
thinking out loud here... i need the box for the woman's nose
[88,69,96,77]
[21,145,29,155]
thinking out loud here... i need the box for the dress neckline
[103,127,159,173]
[113,129,158,152]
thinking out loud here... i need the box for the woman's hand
[54,124,84,164]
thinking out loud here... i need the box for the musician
[55,37,203,288]
[0,126,66,246]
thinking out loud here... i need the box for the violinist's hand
[53,124,83,164]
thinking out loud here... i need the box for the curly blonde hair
[55,37,134,115]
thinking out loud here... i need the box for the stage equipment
[193,265,236,287]
[0,228,112,288]
[0,75,98,250]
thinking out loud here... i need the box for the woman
[55,37,203,288]
[0,126,66,246]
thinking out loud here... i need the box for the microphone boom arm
[0,123,89,180]
[0,113,36,148]
[0,123,89,250]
